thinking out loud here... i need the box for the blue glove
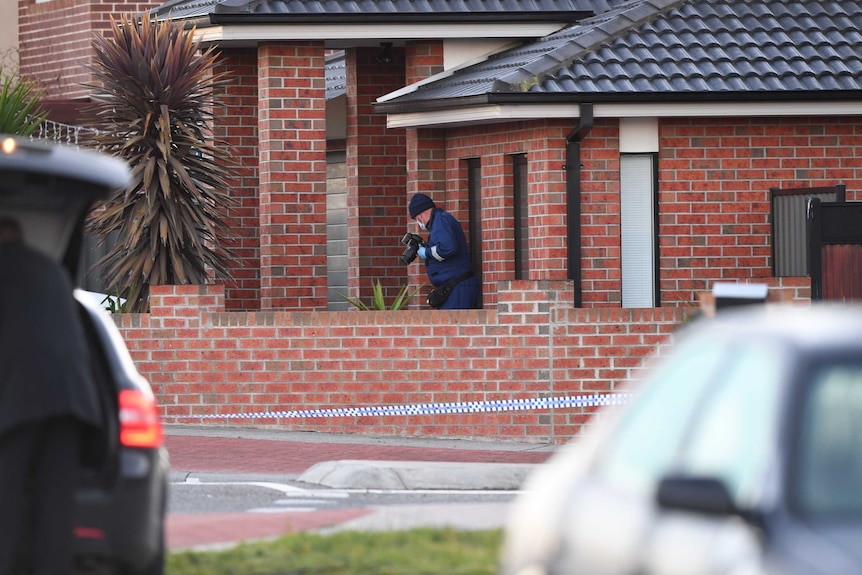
[417,246,428,260]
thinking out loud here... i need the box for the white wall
[326,94,346,140]
[443,39,514,71]
[0,0,18,76]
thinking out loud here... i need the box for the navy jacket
[423,208,479,309]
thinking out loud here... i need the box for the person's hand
[417,246,427,260]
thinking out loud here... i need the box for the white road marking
[172,479,353,514]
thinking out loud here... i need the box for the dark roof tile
[378,0,862,110]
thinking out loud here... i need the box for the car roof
[0,136,131,276]
[680,303,862,355]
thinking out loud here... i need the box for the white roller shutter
[620,154,656,308]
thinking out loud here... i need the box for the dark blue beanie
[409,193,435,218]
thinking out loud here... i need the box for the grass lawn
[167,528,504,575]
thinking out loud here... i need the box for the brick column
[404,129,447,300]
[258,42,328,310]
[346,46,408,304]
[213,48,260,310]
[403,42,446,303]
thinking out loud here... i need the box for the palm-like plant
[0,74,47,136]
[84,13,235,312]
[339,281,423,311]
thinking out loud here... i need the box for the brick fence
[115,283,688,444]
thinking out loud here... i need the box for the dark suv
[0,136,169,575]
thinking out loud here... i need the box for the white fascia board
[385,101,862,129]
[386,104,575,128]
[195,23,563,44]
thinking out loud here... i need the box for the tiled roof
[377,0,862,110]
[154,0,219,19]
[153,0,623,21]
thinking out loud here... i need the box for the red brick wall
[19,0,160,99]
[213,48,260,310]
[445,121,571,307]
[657,116,862,304]
[346,46,408,304]
[257,42,328,310]
[405,128,447,299]
[405,40,443,83]
[443,115,862,308]
[117,284,686,443]
[402,42,447,302]
[580,119,623,305]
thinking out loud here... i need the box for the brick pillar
[213,48,260,310]
[258,42,328,310]
[404,42,446,303]
[525,124,571,282]
[346,46,408,304]
[405,40,444,83]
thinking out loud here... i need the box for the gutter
[376,89,862,116]
[565,103,593,308]
[209,11,592,25]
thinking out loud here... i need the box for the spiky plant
[338,281,423,311]
[0,74,47,136]
[84,13,235,312]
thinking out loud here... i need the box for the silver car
[501,304,862,575]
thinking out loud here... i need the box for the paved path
[164,426,557,551]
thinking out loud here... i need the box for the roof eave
[375,90,862,115]
[386,101,862,129]
[375,94,494,115]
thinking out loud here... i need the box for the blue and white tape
[182,393,632,420]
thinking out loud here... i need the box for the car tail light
[119,389,164,448]
[74,526,106,540]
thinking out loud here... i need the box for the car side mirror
[656,475,737,516]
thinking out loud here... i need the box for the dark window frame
[512,154,529,280]
[467,158,483,308]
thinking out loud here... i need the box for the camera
[400,232,426,265]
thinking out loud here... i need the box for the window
[512,154,529,279]
[596,336,785,503]
[620,154,658,308]
[795,361,862,516]
[595,337,728,495]
[771,184,845,276]
[677,343,785,507]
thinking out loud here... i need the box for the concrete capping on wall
[115,284,689,444]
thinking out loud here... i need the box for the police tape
[184,393,632,420]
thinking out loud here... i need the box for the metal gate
[807,199,862,301]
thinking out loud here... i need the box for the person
[408,193,480,309]
[0,217,103,574]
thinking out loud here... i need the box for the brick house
[16,0,862,442]
[142,0,862,313]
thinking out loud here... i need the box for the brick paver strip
[165,435,552,475]
[167,509,372,550]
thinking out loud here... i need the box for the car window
[594,336,728,495]
[676,342,785,507]
[796,362,862,516]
